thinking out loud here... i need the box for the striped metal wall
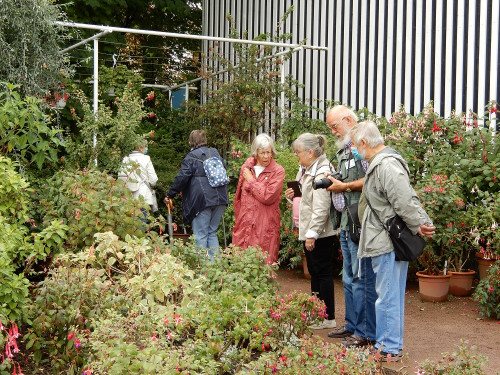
[202,0,499,122]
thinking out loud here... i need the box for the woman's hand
[242,167,254,182]
[284,187,295,200]
[305,238,316,251]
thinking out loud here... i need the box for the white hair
[328,105,359,123]
[350,121,385,147]
[251,133,277,157]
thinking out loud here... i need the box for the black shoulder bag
[364,169,426,262]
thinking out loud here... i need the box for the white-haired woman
[232,133,285,263]
[285,133,337,329]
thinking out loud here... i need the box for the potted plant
[416,249,451,302]
[470,191,500,279]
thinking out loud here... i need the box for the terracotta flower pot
[449,269,475,296]
[475,253,499,280]
[416,271,451,302]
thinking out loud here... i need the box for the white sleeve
[145,158,158,186]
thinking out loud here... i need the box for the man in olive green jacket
[351,121,435,360]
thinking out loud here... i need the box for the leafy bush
[0,156,67,323]
[416,339,488,374]
[39,169,149,251]
[473,261,500,319]
[25,266,126,372]
[0,83,63,169]
[81,242,333,374]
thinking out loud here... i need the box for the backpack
[190,149,230,188]
[118,157,143,192]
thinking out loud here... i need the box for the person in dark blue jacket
[164,130,229,257]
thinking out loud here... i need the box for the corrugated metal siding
[202,0,499,123]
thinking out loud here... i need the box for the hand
[172,222,178,232]
[324,172,345,193]
[305,238,316,251]
[242,167,254,182]
[164,197,173,208]
[418,223,436,239]
[285,187,295,200]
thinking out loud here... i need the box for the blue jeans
[340,229,376,340]
[371,251,409,354]
[191,205,226,260]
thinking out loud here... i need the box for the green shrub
[473,261,500,319]
[39,169,148,251]
[25,266,127,372]
[416,339,488,374]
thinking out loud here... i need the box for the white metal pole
[93,38,99,165]
[55,21,328,51]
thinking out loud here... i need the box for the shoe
[328,325,353,338]
[371,348,403,362]
[309,319,337,330]
[340,334,374,348]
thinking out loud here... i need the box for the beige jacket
[298,154,337,240]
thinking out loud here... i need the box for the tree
[55,0,202,86]
[184,10,325,149]
[0,0,71,96]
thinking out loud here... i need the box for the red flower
[490,106,498,114]
[67,332,74,340]
[74,338,81,348]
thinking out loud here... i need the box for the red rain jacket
[232,157,285,263]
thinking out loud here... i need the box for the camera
[312,172,343,190]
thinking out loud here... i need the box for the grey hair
[292,133,327,157]
[135,138,148,150]
[328,105,359,123]
[350,121,385,147]
[251,133,277,157]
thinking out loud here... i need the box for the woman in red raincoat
[232,134,285,263]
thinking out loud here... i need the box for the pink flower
[174,313,183,326]
[488,286,494,293]
[74,338,81,348]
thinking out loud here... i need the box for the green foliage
[0,156,63,323]
[0,0,71,97]
[0,83,64,169]
[80,242,334,374]
[64,85,145,172]
[416,340,488,374]
[185,10,324,150]
[56,0,202,86]
[473,261,500,320]
[382,102,499,272]
[0,255,30,323]
[0,155,31,222]
[246,336,377,374]
[25,266,127,372]
[39,169,149,251]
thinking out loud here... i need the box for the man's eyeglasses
[328,116,347,130]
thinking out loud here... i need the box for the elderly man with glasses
[323,105,377,349]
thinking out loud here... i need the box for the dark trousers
[304,235,336,320]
